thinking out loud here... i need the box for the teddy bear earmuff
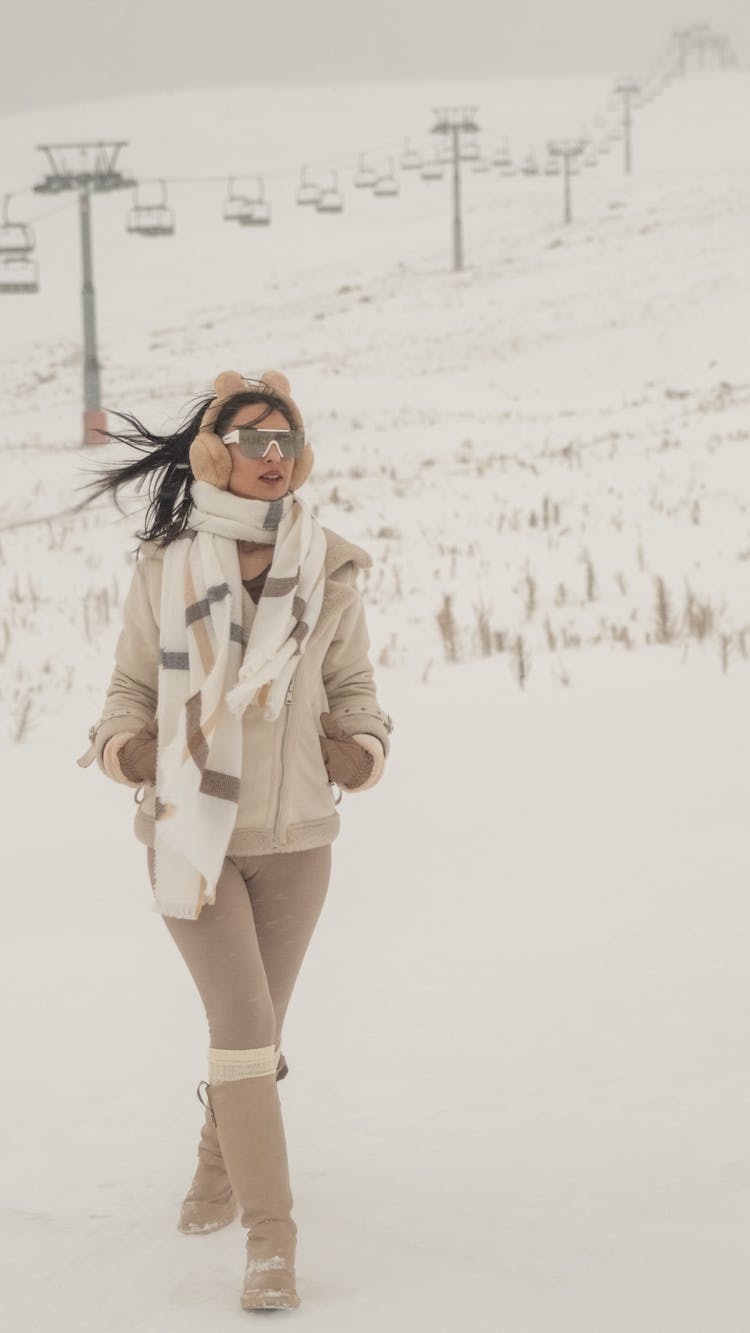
[188,368,314,492]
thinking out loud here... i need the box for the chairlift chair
[459,133,480,162]
[0,196,35,255]
[521,151,540,176]
[237,179,271,226]
[126,180,175,237]
[126,205,175,237]
[373,159,399,196]
[353,155,377,189]
[238,201,271,226]
[224,177,254,221]
[494,143,517,176]
[0,254,39,293]
[420,151,444,181]
[400,139,423,171]
[230,198,264,224]
[543,154,561,176]
[315,170,344,213]
[491,142,513,169]
[296,167,322,206]
[224,195,250,222]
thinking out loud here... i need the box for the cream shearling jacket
[77,526,394,856]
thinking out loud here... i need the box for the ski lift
[0,254,39,294]
[400,139,423,171]
[582,144,599,168]
[353,155,377,189]
[521,151,540,176]
[471,151,491,173]
[459,132,480,162]
[543,154,561,176]
[493,142,517,176]
[373,159,399,196]
[224,178,251,221]
[315,170,344,214]
[237,178,271,227]
[296,167,321,207]
[0,196,35,255]
[420,150,445,181]
[126,180,175,237]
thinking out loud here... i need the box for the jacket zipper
[271,679,295,848]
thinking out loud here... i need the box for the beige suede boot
[178,1100,237,1234]
[200,1070,301,1312]
[178,1051,288,1235]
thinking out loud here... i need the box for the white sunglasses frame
[222,427,305,459]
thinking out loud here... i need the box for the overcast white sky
[3,0,747,114]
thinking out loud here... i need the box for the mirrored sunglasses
[222,426,305,459]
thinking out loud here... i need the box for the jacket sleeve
[77,554,160,776]
[321,565,394,759]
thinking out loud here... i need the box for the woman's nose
[263,439,284,461]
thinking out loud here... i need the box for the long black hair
[71,383,296,548]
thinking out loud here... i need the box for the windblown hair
[71,383,296,548]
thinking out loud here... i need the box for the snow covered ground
[1,59,749,1331]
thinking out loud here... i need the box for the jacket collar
[322,527,372,578]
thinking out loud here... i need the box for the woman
[75,369,394,1311]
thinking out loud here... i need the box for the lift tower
[613,81,640,175]
[547,139,585,224]
[430,106,480,272]
[33,142,135,446]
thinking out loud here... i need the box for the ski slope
[1,64,749,1332]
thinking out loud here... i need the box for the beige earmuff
[188,368,314,492]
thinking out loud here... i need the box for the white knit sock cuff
[208,1043,281,1083]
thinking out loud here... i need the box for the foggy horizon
[3,0,747,117]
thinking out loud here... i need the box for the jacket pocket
[286,698,338,830]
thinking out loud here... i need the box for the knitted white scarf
[151,479,327,920]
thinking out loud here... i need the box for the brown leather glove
[319,712,375,790]
[118,718,158,785]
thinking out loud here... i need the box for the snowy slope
[1,64,749,1331]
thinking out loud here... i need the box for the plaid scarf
[151,479,327,920]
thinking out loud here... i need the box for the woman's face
[225,403,296,502]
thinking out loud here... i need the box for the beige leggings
[146,845,332,1052]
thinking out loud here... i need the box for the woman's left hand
[117,717,158,784]
[319,712,376,790]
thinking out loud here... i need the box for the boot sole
[241,1290,301,1310]
[178,1201,237,1234]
